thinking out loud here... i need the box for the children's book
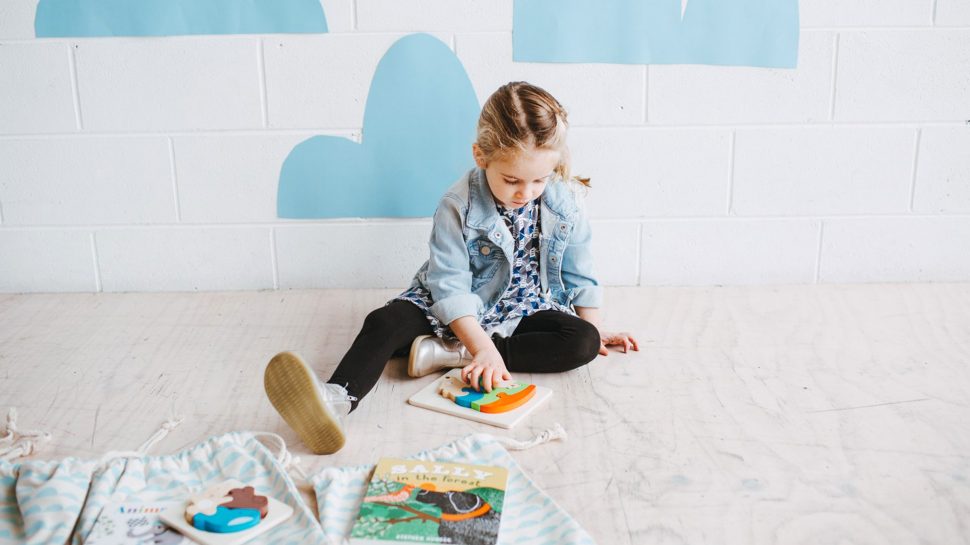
[85,501,200,545]
[350,457,509,545]
[407,369,552,429]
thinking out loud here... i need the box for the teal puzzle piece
[193,506,261,534]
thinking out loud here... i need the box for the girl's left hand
[598,331,639,356]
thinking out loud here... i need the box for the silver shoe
[407,335,472,377]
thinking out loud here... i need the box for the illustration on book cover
[350,458,509,545]
[86,502,199,545]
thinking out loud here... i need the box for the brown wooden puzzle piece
[223,486,269,518]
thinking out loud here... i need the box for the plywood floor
[2,284,969,544]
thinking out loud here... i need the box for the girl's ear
[472,143,487,169]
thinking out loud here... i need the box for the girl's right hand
[461,346,511,393]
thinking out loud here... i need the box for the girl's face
[474,144,560,209]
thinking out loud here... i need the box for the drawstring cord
[248,424,569,485]
[253,432,310,483]
[0,408,188,464]
[0,408,53,461]
[493,423,567,450]
[136,416,185,454]
[2,405,564,479]
[96,415,184,469]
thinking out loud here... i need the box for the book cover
[350,458,509,545]
[85,501,200,545]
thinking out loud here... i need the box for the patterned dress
[394,197,574,339]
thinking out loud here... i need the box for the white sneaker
[407,335,472,378]
[263,352,356,455]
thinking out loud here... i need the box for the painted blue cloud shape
[277,33,480,219]
[514,0,799,68]
[35,0,327,37]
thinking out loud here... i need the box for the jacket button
[481,246,491,256]
[551,255,558,262]
[559,224,567,231]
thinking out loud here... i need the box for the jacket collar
[466,167,575,230]
[466,167,500,230]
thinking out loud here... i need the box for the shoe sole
[264,351,345,455]
[407,335,433,378]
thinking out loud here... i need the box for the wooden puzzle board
[158,481,294,545]
[407,369,552,429]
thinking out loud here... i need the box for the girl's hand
[461,346,512,393]
[598,331,639,356]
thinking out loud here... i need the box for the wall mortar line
[909,129,923,212]
[68,43,84,130]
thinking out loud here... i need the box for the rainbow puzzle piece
[438,375,536,414]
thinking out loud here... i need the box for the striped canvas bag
[2,412,593,545]
[0,429,326,545]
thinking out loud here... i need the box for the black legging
[327,300,601,410]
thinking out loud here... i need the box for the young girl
[264,82,639,454]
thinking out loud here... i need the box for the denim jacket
[407,167,602,326]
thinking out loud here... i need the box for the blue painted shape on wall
[513,0,799,68]
[277,33,480,219]
[35,0,327,37]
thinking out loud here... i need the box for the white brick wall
[834,30,970,122]
[96,227,274,292]
[820,217,970,282]
[173,133,322,222]
[75,37,264,131]
[0,42,76,133]
[275,222,432,288]
[800,0,935,27]
[648,32,835,124]
[356,0,512,32]
[1,0,968,293]
[456,34,646,127]
[0,137,176,224]
[640,219,821,286]
[570,128,732,217]
[732,128,916,215]
[913,127,970,213]
[935,0,970,26]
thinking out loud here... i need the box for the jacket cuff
[431,293,484,325]
[569,285,603,308]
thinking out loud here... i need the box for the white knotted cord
[253,432,310,483]
[0,408,53,461]
[492,423,567,450]
[96,415,184,469]
[136,416,185,454]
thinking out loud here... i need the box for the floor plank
[1,284,969,544]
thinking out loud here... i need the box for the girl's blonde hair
[476,82,590,186]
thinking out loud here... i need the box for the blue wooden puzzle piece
[454,388,484,409]
[193,506,261,533]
